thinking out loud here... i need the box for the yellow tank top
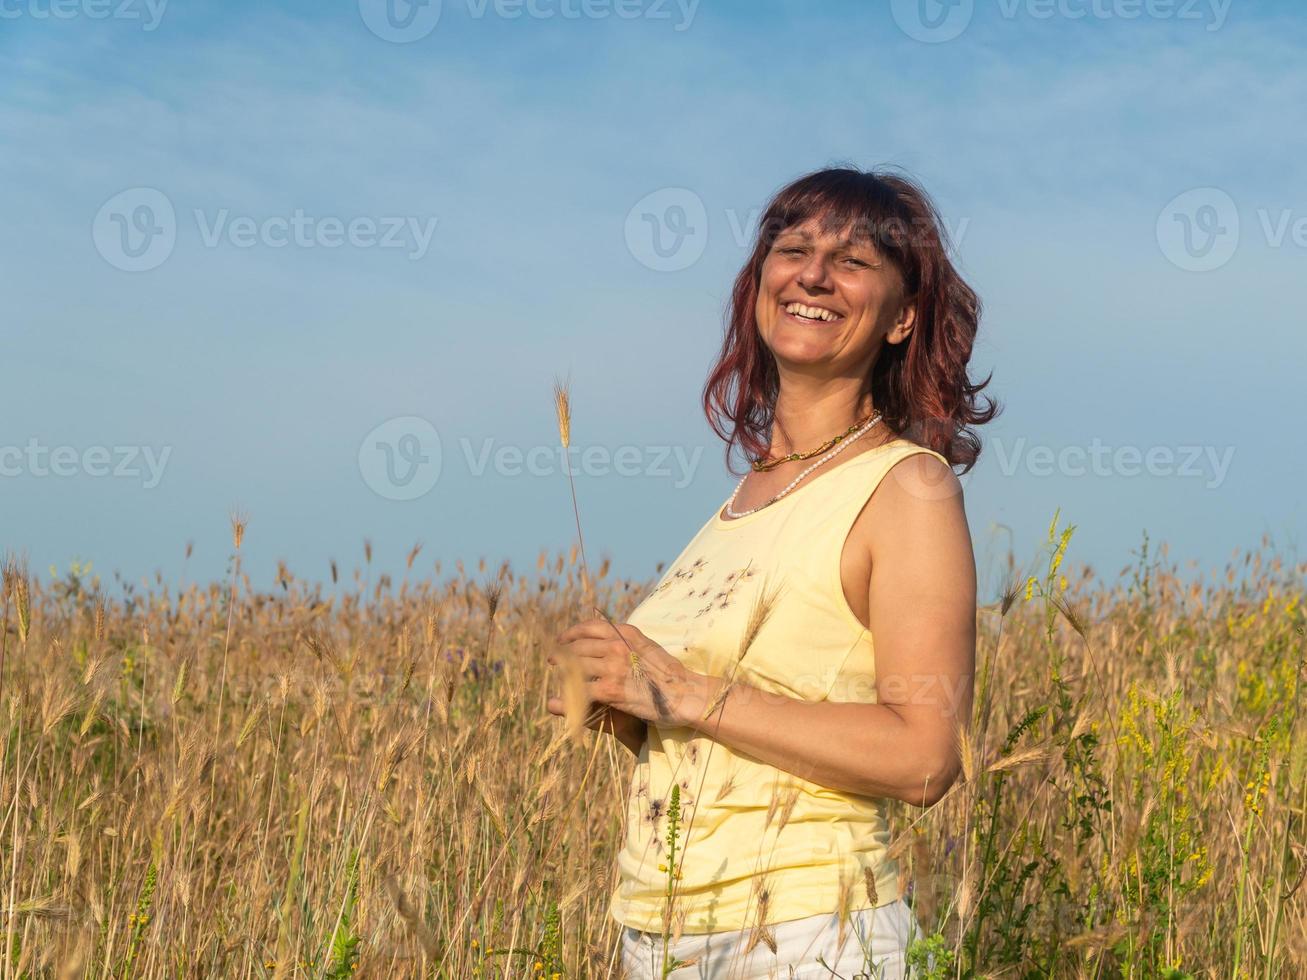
[608,437,950,935]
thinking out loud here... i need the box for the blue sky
[2,0,1303,601]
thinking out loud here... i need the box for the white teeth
[784,302,840,322]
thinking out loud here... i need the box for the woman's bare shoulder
[849,444,967,555]
[882,444,961,499]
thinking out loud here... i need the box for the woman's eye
[845,258,868,267]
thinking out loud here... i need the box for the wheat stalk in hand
[552,376,647,689]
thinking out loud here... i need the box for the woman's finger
[548,691,609,721]
[555,618,607,644]
[556,617,640,645]
[557,636,621,661]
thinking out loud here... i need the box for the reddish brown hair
[702,166,999,474]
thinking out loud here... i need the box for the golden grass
[0,527,1302,977]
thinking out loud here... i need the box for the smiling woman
[547,166,999,978]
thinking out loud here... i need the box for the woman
[547,166,996,978]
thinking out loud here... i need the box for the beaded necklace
[750,413,874,472]
[724,411,884,519]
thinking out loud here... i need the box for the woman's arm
[681,455,976,807]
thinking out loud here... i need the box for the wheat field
[0,514,1303,978]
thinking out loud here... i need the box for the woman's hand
[545,618,713,728]
[546,699,647,756]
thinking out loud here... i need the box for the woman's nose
[797,256,831,290]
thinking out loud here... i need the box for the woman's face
[754,216,914,376]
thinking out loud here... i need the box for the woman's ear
[887,297,916,346]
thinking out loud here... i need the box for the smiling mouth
[781,301,844,324]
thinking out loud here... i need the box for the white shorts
[617,899,920,979]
